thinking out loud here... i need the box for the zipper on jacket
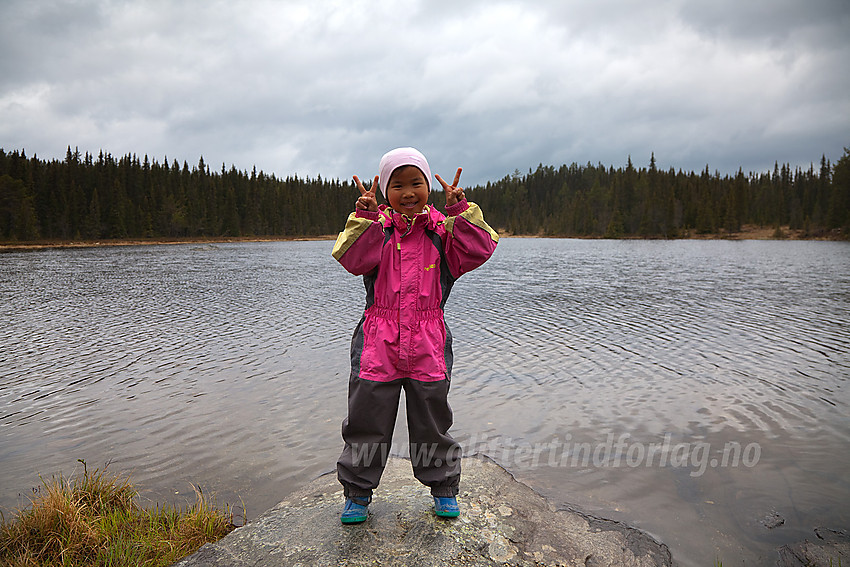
[398,206,427,239]
[400,217,415,238]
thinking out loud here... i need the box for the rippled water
[1,239,848,565]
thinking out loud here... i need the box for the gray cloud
[1,0,848,188]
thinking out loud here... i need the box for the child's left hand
[435,168,465,207]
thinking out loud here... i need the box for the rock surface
[777,527,850,567]
[174,456,671,566]
[761,511,785,530]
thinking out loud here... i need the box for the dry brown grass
[0,461,239,567]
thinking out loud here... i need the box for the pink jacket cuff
[444,198,469,217]
[355,209,381,221]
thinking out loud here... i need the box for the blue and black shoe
[340,497,369,524]
[433,496,460,518]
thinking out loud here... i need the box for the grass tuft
[0,461,240,567]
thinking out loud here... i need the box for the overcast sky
[1,0,848,188]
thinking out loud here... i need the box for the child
[332,147,499,524]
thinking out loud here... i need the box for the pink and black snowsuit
[332,198,498,499]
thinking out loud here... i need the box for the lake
[1,238,848,565]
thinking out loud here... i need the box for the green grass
[0,460,241,566]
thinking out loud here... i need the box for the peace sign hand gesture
[353,174,379,212]
[435,168,465,207]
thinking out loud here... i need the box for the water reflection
[1,239,848,566]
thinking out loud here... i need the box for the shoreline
[0,225,844,252]
[497,224,845,241]
[0,234,338,252]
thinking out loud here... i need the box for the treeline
[0,147,354,241]
[1,146,848,242]
[467,151,850,238]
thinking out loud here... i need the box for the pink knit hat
[378,147,432,199]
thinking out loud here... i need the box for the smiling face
[386,165,429,215]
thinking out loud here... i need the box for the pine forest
[1,146,848,243]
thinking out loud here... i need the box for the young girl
[332,147,499,524]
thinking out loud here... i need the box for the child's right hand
[354,175,379,212]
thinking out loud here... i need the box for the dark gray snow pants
[337,375,461,499]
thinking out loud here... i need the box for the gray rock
[761,511,785,529]
[173,456,672,566]
[777,527,850,567]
